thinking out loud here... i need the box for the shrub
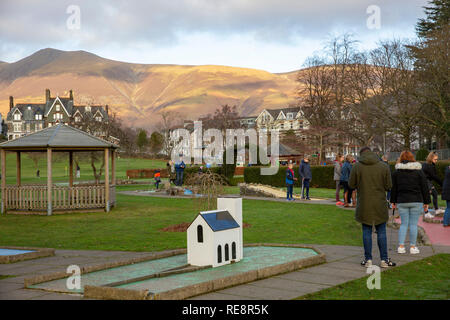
[244,165,334,188]
[415,148,429,161]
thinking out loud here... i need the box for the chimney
[217,197,243,260]
[45,89,50,102]
[9,96,14,110]
[69,89,73,100]
[105,104,109,115]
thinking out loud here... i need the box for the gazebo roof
[0,124,118,150]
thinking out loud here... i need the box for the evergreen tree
[416,0,450,38]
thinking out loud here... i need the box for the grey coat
[334,161,342,181]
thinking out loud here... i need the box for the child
[286,163,297,201]
[154,169,161,190]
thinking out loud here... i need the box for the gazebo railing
[3,185,115,211]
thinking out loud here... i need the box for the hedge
[244,161,450,191]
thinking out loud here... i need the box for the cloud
[0,0,428,71]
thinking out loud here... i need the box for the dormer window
[287,113,294,120]
[55,105,60,111]
[95,116,102,122]
[13,113,21,120]
[75,116,81,122]
[35,114,42,120]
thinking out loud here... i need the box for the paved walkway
[1,191,448,300]
[0,236,449,300]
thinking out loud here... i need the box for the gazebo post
[104,148,110,212]
[69,151,73,187]
[16,151,21,186]
[111,149,116,185]
[47,147,52,216]
[1,149,6,214]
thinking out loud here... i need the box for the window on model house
[197,225,203,243]
[14,113,21,120]
[217,245,222,264]
[232,242,236,259]
[13,123,21,132]
[225,244,229,261]
[56,105,60,111]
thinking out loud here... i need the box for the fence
[3,184,115,211]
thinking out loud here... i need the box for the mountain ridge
[0,48,301,130]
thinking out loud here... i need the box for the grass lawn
[0,194,361,251]
[297,254,450,300]
[2,152,167,185]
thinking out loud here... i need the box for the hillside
[0,48,301,130]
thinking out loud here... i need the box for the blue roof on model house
[199,210,240,232]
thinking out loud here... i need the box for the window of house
[232,242,236,260]
[95,116,102,122]
[14,113,21,120]
[290,122,294,129]
[287,113,293,120]
[75,116,81,122]
[13,123,21,132]
[56,105,60,111]
[197,225,203,243]
[26,123,30,132]
[217,245,222,264]
[280,123,284,129]
[224,244,229,261]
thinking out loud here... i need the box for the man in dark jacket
[174,155,186,187]
[349,147,396,268]
[422,152,443,216]
[299,156,312,200]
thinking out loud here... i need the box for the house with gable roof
[6,89,114,143]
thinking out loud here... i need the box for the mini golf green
[28,245,325,299]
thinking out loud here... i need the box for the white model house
[187,197,243,268]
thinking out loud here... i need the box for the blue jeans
[444,200,450,227]
[397,202,422,246]
[362,223,388,261]
[302,179,310,198]
[176,171,184,186]
[286,184,293,200]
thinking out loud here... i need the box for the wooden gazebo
[0,124,118,215]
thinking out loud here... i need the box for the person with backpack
[299,155,312,200]
[286,162,297,201]
[390,151,431,254]
[441,165,450,227]
[422,152,444,218]
[349,147,396,268]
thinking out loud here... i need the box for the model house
[187,197,243,268]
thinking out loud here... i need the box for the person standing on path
[286,163,297,201]
[349,147,396,268]
[390,151,431,254]
[441,165,450,227]
[174,155,186,187]
[422,152,443,218]
[299,155,312,200]
[340,154,355,207]
[334,154,344,205]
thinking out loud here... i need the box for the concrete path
[0,235,448,300]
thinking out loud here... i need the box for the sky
[0,0,429,73]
